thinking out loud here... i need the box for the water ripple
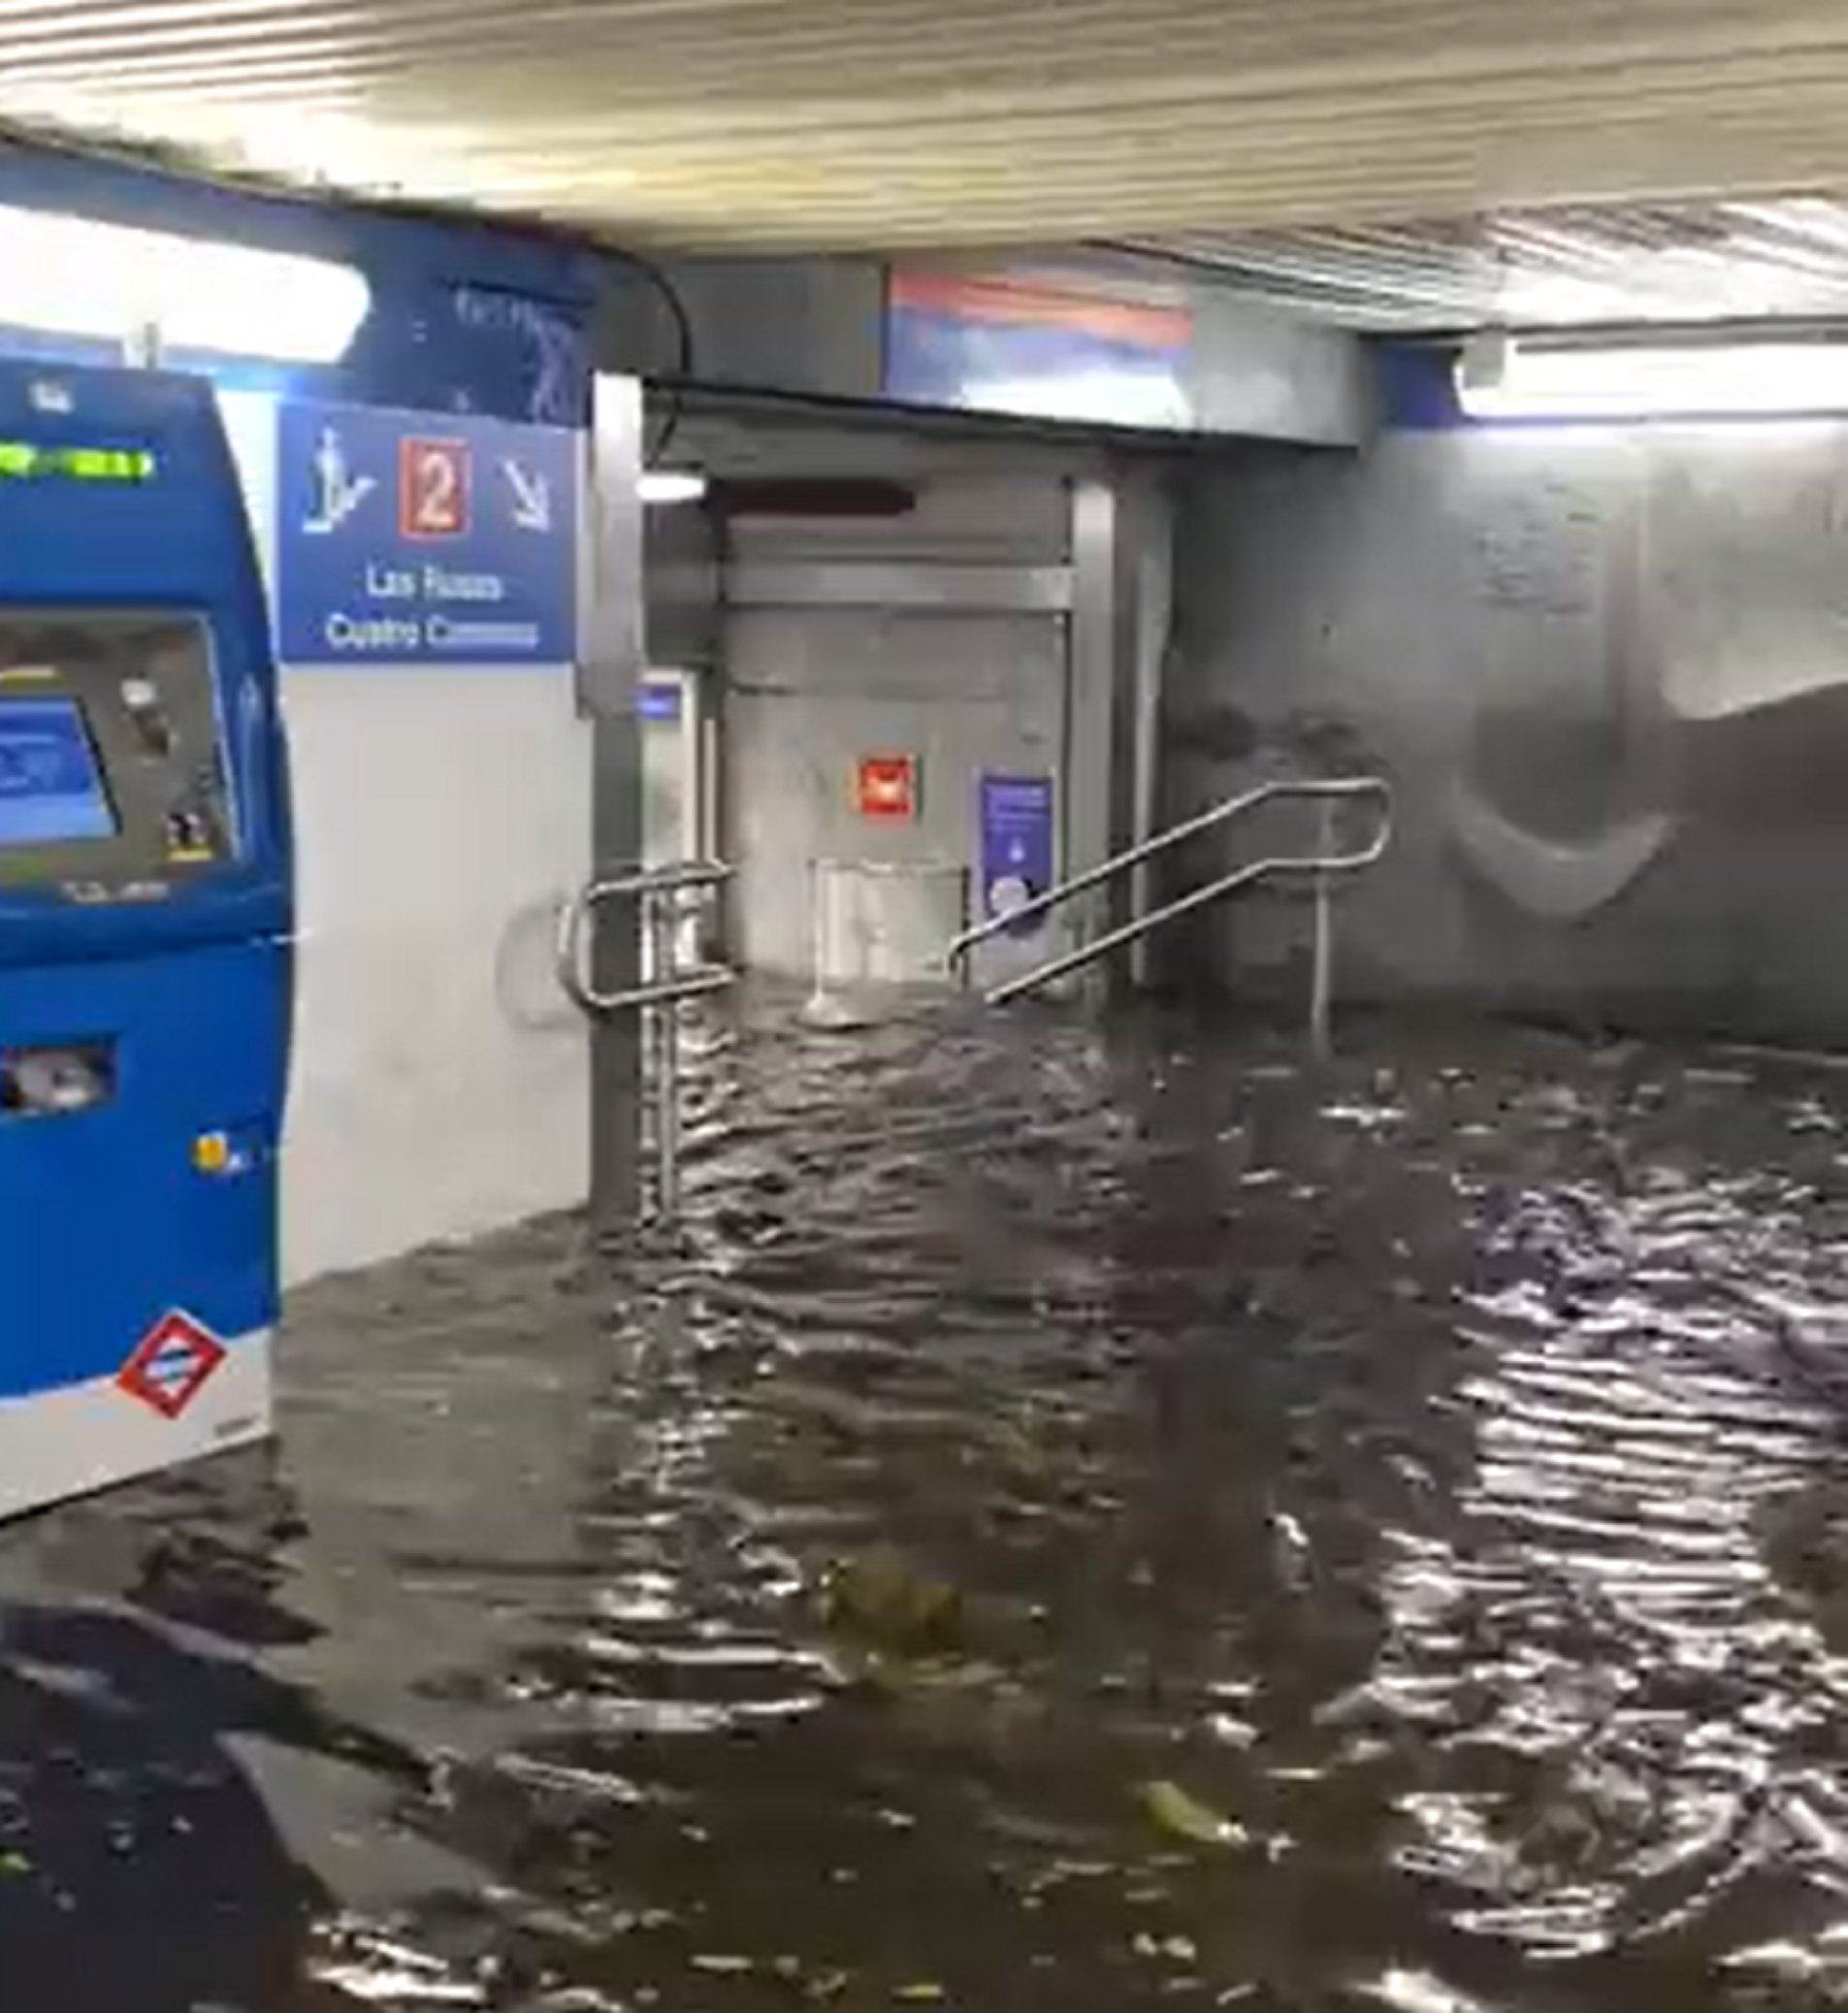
[8,1004,1848,2010]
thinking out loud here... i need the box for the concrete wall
[1166,421,1848,1045]
[600,250,1372,447]
[721,467,1074,990]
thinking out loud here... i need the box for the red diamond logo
[116,1311,227,1420]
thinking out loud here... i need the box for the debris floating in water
[1139,1778,1248,1847]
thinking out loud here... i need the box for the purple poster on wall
[978,772,1056,937]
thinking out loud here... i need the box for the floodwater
[7,999,1848,2011]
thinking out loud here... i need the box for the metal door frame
[1065,470,1175,997]
[581,375,647,1226]
[640,666,707,862]
[640,665,712,966]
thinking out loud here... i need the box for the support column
[1064,468,1175,999]
[1124,475,1176,990]
[1065,478,1123,997]
[582,374,646,1228]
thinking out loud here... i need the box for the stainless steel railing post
[1309,795,1336,1059]
[557,860,736,1017]
[556,859,735,1220]
[648,888,682,1218]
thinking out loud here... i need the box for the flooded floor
[7,1000,1848,2010]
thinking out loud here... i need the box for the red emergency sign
[856,753,917,821]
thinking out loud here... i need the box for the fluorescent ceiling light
[0,204,369,365]
[1457,334,1848,420]
[638,470,707,503]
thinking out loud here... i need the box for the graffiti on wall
[1438,445,1676,921]
[1443,431,1848,921]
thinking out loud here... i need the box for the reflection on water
[6,1000,1848,2009]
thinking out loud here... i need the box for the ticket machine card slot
[121,676,176,759]
[1,1038,115,1117]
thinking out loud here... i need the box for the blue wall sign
[0,144,600,422]
[275,400,578,666]
[888,271,1193,433]
[638,681,683,722]
[979,772,1056,936]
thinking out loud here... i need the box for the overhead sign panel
[885,270,1194,433]
[275,400,577,666]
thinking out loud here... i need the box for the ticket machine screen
[0,613,234,890]
[0,697,115,846]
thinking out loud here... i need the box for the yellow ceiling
[8,0,1848,248]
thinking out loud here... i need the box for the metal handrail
[556,857,737,1221]
[951,776,1392,1040]
[948,776,1389,972]
[555,860,736,1017]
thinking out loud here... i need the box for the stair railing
[946,775,1392,1052]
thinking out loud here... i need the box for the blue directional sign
[978,772,1057,937]
[274,400,578,666]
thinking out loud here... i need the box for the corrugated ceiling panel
[1119,198,1848,331]
[9,0,1848,248]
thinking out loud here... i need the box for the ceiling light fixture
[638,470,707,504]
[0,204,370,365]
[1456,329,1848,421]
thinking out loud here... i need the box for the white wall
[219,394,590,1286]
[278,670,587,1283]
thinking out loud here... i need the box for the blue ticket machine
[0,364,291,1519]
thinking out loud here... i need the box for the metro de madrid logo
[399,436,471,539]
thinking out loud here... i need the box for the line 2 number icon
[399,437,470,538]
